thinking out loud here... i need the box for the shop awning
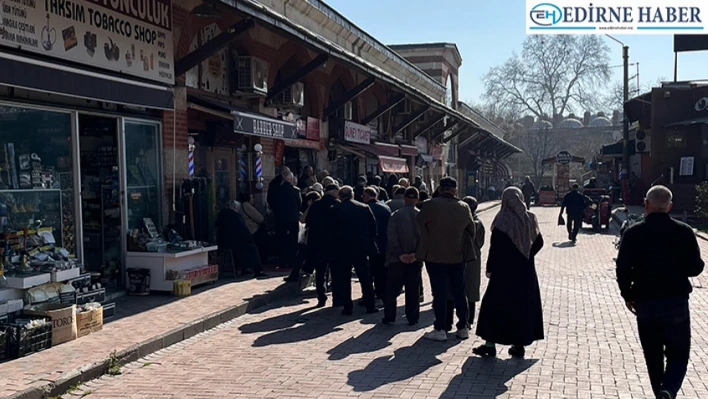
[666,116,708,127]
[492,160,512,178]
[601,140,636,156]
[349,142,400,157]
[283,138,325,150]
[378,155,409,174]
[187,94,298,140]
[400,145,418,156]
[0,51,173,109]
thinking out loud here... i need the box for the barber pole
[255,154,262,180]
[188,150,194,177]
[239,154,247,181]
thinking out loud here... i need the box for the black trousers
[333,255,376,311]
[636,298,691,398]
[446,300,475,331]
[370,254,387,300]
[426,262,468,331]
[384,262,423,323]
[314,261,329,302]
[525,197,532,210]
[567,213,583,240]
[287,244,308,278]
[275,221,299,268]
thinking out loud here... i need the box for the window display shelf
[0,189,61,193]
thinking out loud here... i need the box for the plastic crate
[0,316,52,359]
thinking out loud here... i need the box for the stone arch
[267,42,311,88]
[326,65,358,120]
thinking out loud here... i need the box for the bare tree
[602,76,666,112]
[483,35,612,119]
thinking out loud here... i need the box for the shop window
[124,121,161,233]
[0,105,76,256]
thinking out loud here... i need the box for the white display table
[126,246,218,291]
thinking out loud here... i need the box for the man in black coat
[616,185,704,399]
[274,170,302,270]
[372,175,389,202]
[305,184,340,307]
[560,184,586,243]
[363,186,392,301]
[521,176,536,209]
[354,175,367,202]
[332,185,379,315]
[215,201,265,277]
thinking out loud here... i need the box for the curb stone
[2,277,309,399]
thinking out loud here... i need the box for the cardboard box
[76,307,103,338]
[51,268,81,282]
[24,303,77,346]
[5,273,51,289]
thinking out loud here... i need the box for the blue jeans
[426,262,468,331]
[635,298,691,398]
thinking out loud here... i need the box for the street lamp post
[606,35,631,177]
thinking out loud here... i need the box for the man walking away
[275,170,302,271]
[305,184,340,307]
[364,187,391,302]
[332,186,379,315]
[382,187,423,325]
[616,185,704,399]
[354,175,367,202]
[386,186,406,213]
[560,184,585,243]
[373,175,389,202]
[417,177,476,341]
[521,176,536,209]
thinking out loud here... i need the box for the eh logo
[696,97,708,112]
[530,3,563,26]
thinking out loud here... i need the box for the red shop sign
[274,139,285,166]
[306,117,320,141]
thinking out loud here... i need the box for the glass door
[122,120,162,241]
[212,148,235,210]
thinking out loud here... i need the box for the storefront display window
[0,105,77,256]
[124,121,161,232]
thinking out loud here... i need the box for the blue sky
[325,0,708,108]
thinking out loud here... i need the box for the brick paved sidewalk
[55,206,708,399]
[0,270,305,399]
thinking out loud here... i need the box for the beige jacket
[240,202,264,235]
[415,195,476,264]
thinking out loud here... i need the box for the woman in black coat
[473,187,544,358]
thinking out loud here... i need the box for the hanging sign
[0,0,175,84]
[556,151,572,165]
[680,156,694,176]
[233,111,298,139]
[344,120,370,144]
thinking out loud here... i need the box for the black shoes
[254,272,268,278]
[472,345,497,358]
[381,317,394,325]
[366,307,379,314]
[508,346,526,358]
[315,299,327,308]
[659,390,673,399]
[283,275,299,283]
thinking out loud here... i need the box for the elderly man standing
[417,177,476,341]
[616,185,704,399]
[363,186,391,302]
[521,176,536,209]
[382,187,423,325]
[305,184,340,307]
[332,186,379,315]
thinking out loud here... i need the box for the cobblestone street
[69,206,708,399]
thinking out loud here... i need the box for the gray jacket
[386,196,405,213]
[386,204,420,266]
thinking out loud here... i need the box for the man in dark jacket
[354,175,367,202]
[521,176,536,209]
[616,185,704,399]
[332,186,378,315]
[560,184,586,243]
[372,175,389,202]
[363,187,392,301]
[275,170,302,270]
[215,201,265,277]
[386,186,406,213]
[305,184,340,307]
[383,187,423,325]
[416,177,476,341]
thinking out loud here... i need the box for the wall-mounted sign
[306,117,320,141]
[233,111,297,140]
[0,0,175,84]
[556,151,572,165]
[695,97,708,112]
[680,156,694,176]
[378,156,408,174]
[344,120,370,144]
[296,119,306,137]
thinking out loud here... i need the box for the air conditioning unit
[635,129,650,152]
[280,82,305,108]
[237,56,268,95]
[394,99,412,115]
[343,101,353,120]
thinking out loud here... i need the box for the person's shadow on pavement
[347,336,462,392]
[440,356,539,398]
[327,308,434,361]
